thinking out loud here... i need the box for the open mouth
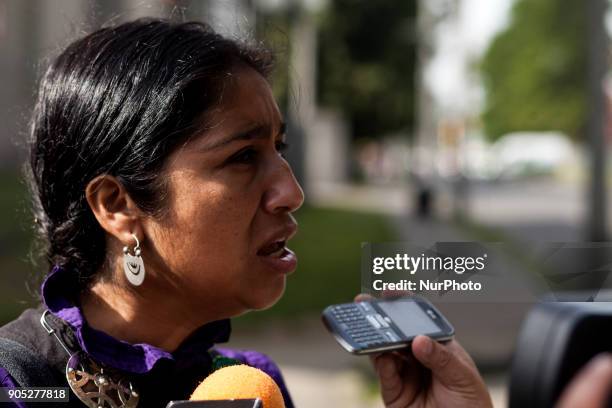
[257,240,287,257]
[255,222,298,274]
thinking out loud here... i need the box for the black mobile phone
[166,400,262,408]
[322,296,454,354]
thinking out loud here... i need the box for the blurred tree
[316,0,418,140]
[481,0,587,141]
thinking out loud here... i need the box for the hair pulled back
[27,18,274,286]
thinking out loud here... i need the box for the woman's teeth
[269,246,285,257]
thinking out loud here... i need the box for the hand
[355,294,492,408]
[371,337,492,408]
[556,353,612,408]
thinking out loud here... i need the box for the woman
[5,17,599,408]
[1,18,301,407]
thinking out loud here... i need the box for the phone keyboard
[329,304,389,347]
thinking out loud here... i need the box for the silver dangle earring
[123,234,145,286]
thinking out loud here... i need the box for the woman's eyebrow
[199,121,287,152]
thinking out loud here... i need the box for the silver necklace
[40,310,140,408]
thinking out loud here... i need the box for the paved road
[309,178,583,359]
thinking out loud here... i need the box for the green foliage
[0,171,38,325]
[317,0,418,139]
[481,0,587,141]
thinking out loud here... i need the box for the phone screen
[377,301,440,338]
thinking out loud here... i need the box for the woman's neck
[79,278,206,352]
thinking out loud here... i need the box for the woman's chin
[244,279,287,311]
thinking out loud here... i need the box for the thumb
[412,336,477,388]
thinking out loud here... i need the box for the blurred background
[2,0,612,406]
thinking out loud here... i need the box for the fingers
[556,354,612,408]
[411,336,480,388]
[375,354,404,403]
[354,293,374,302]
[372,352,421,408]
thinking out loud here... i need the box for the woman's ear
[85,175,144,246]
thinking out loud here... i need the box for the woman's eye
[227,140,289,166]
[229,147,257,165]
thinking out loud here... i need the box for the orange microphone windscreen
[190,364,285,408]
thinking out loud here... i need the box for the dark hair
[27,18,274,286]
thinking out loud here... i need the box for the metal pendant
[66,351,139,408]
[123,253,145,286]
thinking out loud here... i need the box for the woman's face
[143,65,304,318]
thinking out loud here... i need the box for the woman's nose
[263,160,305,214]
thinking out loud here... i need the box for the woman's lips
[256,222,299,274]
[257,245,297,274]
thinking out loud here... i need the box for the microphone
[167,401,262,407]
[165,364,285,408]
[191,364,285,408]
